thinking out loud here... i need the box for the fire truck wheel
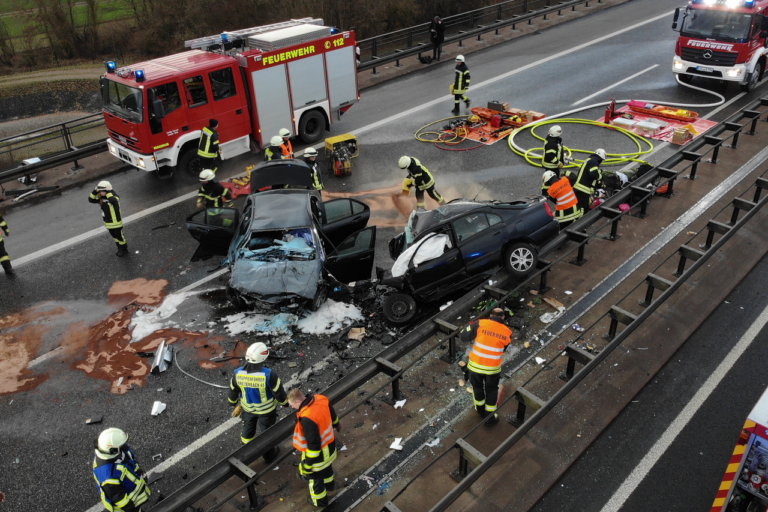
[742,61,763,92]
[177,149,203,183]
[299,110,325,144]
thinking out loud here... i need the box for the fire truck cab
[672,0,768,92]
[100,18,359,179]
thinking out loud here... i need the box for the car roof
[411,200,485,236]
[249,190,314,231]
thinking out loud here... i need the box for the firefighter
[542,125,565,175]
[264,136,285,162]
[542,170,583,228]
[451,55,471,115]
[565,148,605,213]
[278,128,294,159]
[0,214,14,276]
[289,388,340,508]
[228,342,286,463]
[303,147,324,191]
[197,169,233,209]
[460,308,513,425]
[198,119,220,173]
[88,181,127,257]
[92,428,151,512]
[398,156,446,211]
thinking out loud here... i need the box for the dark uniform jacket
[542,136,563,170]
[297,394,339,471]
[407,158,436,190]
[567,154,603,195]
[198,127,219,158]
[228,362,287,414]
[454,63,471,93]
[198,180,233,208]
[88,191,123,229]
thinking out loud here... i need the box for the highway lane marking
[571,64,659,106]
[598,300,768,512]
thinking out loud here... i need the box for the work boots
[486,413,499,426]
[451,105,460,115]
[1,260,15,276]
[116,244,128,257]
[465,98,471,108]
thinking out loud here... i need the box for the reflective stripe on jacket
[197,127,219,158]
[197,181,232,208]
[407,158,435,190]
[548,177,578,211]
[542,137,563,169]
[293,394,339,471]
[92,446,150,512]
[88,191,123,229]
[0,214,7,243]
[567,156,602,195]
[230,366,280,414]
[280,140,293,159]
[467,319,512,375]
[304,160,323,190]
[555,205,583,223]
[264,147,283,161]
[454,63,470,94]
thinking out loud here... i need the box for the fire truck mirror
[673,8,680,22]
[147,89,165,120]
[99,77,108,105]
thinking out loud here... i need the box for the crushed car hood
[230,258,322,303]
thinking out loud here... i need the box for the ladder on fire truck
[184,18,324,50]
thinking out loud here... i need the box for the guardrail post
[754,177,768,203]
[450,439,487,482]
[729,197,756,226]
[599,206,622,241]
[407,29,413,48]
[705,136,723,163]
[375,358,406,406]
[604,306,637,341]
[227,457,267,511]
[565,230,589,266]
[559,343,596,381]
[639,273,673,307]
[537,259,552,293]
[725,122,742,148]
[508,388,546,427]
[744,110,761,135]
[630,185,651,218]
[682,151,701,180]
[700,220,730,250]
[458,30,466,47]
[435,319,461,363]
[371,40,378,75]
[656,168,678,198]
[673,245,705,277]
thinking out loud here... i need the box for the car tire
[307,285,328,312]
[742,61,763,92]
[382,293,417,326]
[177,149,203,184]
[226,286,246,311]
[504,242,538,278]
[677,73,693,84]
[299,110,325,144]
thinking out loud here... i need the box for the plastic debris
[378,482,391,495]
[565,291,573,295]
[543,297,565,311]
[466,386,473,393]
[535,357,546,365]
[340,445,348,451]
[426,438,440,447]
[273,466,279,471]
[288,362,298,368]
[151,401,166,416]
[372,424,378,430]
[389,438,404,451]
[152,453,163,461]
[116,377,123,387]
[85,416,103,425]
[540,311,562,324]
[450,388,455,392]
[572,324,585,332]
[347,327,366,341]
[419,408,425,412]
[439,301,454,311]
[530,290,539,296]
[394,399,407,409]
[524,342,531,349]
[150,340,173,374]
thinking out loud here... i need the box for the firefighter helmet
[304,147,318,157]
[270,136,283,147]
[199,169,215,182]
[548,125,562,138]
[398,156,412,169]
[245,342,269,364]
[96,428,128,460]
[595,148,607,160]
[95,181,112,191]
[278,128,291,138]
[542,170,557,183]
[455,55,465,63]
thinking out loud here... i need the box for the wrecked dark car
[378,197,559,325]
[187,160,376,311]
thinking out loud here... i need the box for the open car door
[325,226,377,284]
[321,198,371,246]
[186,208,239,261]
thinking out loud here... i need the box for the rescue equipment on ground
[325,133,358,177]
[626,100,699,122]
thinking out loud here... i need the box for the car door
[321,198,371,246]
[325,226,377,283]
[454,212,507,274]
[186,208,240,258]
[407,229,465,292]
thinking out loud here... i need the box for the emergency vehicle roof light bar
[184,18,324,49]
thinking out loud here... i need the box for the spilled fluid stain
[108,278,168,306]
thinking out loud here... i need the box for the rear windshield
[103,79,143,123]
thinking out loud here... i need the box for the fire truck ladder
[184,18,323,50]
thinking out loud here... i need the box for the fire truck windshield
[103,79,143,123]
[681,10,753,41]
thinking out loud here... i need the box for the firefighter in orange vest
[289,388,340,508]
[542,170,583,228]
[278,128,294,159]
[460,308,513,425]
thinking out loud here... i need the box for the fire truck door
[287,55,328,133]
[182,75,215,128]
[207,67,247,143]
[325,46,357,110]
[251,64,293,147]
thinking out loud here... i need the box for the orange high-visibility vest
[281,140,293,159]
[293,394,334,452]
[467,319,512,375]
[547,176,578,211]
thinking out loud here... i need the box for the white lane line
[599,302,768,512]
[572,65,659,106]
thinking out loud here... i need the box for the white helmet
[96,181,112,191]
[398,156,411,169]
[455,55,465,63]
[96,427,128,460]
[548,125,562,138]
[199,169,215,182]
[245,342,269,364]
[270,136,283,147]
[542,170,557,183]
[304,147,318,157]
[595,148,607,160]
[278,128,291,138]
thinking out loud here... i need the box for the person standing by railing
[430,16,445,61]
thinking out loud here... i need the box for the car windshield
[103,79,143,123]
[681,10,753,41]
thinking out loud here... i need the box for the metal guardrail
[357,0,602,73]
[0,112,106,183]
[150,92,768,512]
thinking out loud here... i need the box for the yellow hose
[415,116,471,143]
[507,118,654,168]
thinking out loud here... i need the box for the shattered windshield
[103,79,143,123]
[682,11,752,41]
[238,228,316,262]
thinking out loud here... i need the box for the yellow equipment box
[324,134,359,159]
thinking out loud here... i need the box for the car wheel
[226,286,246,311]
[382,293,417,326]
[742,61,763,92]
[504,242,538,278]
[177,149,203,184]
[307,285,328,312]
[299,110,325,144]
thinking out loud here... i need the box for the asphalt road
[2,0,768,510]
[533,252,768,512]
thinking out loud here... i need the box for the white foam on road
[297,299,363,334]
[129,291,199,342]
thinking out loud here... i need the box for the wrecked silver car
[186,160,376,311]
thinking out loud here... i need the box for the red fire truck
[672,0,768,92]
[99,18,359,179]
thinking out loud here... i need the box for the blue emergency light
[330,27,338,34]
[221,32,229,43]
[105,61,116,73]
[134,69,145,82]
[745,0,755,6]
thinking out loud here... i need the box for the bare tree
[0,19,15,67]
